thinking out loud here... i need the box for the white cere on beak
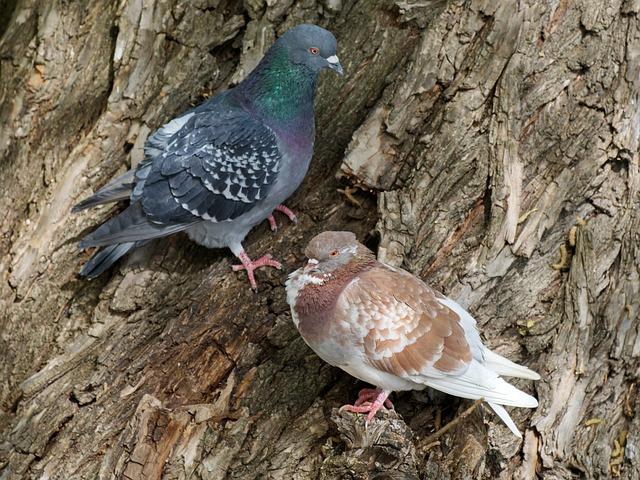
[302,258,320,274]
[326,55,344,75]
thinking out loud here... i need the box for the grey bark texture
[0,0,639,479]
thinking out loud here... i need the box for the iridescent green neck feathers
[240,47,318,127]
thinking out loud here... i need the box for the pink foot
[267,204,298,232]
[340,388,391,424]
[267,214,277,232]
[354,388,394,409]
[232,251,282,290]
[275,204,298,223]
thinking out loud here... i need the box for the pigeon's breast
[287,270,364,369]
[287,270,338,340]
[287,282,352,368]
[273,134,314,196]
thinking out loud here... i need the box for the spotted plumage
[141,101,282,223]
[74,24,343,288]
[286,231,540,437]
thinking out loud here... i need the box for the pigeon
[286,231,540,437]
[73,24,343,289]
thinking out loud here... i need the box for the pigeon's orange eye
[309,47,319,55]
[330,250,339,257]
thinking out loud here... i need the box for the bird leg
[354,388,394,409]
[232,251,282,290]
[340,388,392,423]
[267,204,298,232]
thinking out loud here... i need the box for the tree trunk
[1,0,638,479]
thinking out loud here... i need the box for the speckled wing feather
[73,109,196,213]
[141,93,281,224]
[336,264,539,413]
[79,94,283,248]
[338,265,475,379]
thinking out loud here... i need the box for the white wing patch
[145,113,195,158]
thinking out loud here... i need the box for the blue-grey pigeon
[74,24,343,289]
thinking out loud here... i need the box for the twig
[423,399,483,445]
[337,186,363,208]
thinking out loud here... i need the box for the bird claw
[267,215,278,232]
[275,204,298,224]
[340,388,392,424]
[340,403,385,425]
[232,252,282,290]
[267,204,298,232]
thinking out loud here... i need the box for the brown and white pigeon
[285,231,540,437]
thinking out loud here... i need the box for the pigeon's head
[278,24,343,76]
[302,231,373,275]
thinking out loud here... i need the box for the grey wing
[132,109,199,201]
[72,169,135,212]
[78,93,281,248]
[73,108,196,212]
[79,202,193,248]
[143,110,196,159]
[140,103,282,224]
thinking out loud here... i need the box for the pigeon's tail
[79,242,136,279]
[423,361,538,408]
[72,170,135,212]
[482,349,540,380]
[487,402,522,438]
[79,202,192,248]
[422,360,538,437]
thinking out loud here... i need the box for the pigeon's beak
[304,258,319,272]
[326,55,344,76]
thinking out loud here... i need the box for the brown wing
[337,265,473,378]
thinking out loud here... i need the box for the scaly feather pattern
[74,24,343,287]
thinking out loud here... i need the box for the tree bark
[1,0,638,479]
